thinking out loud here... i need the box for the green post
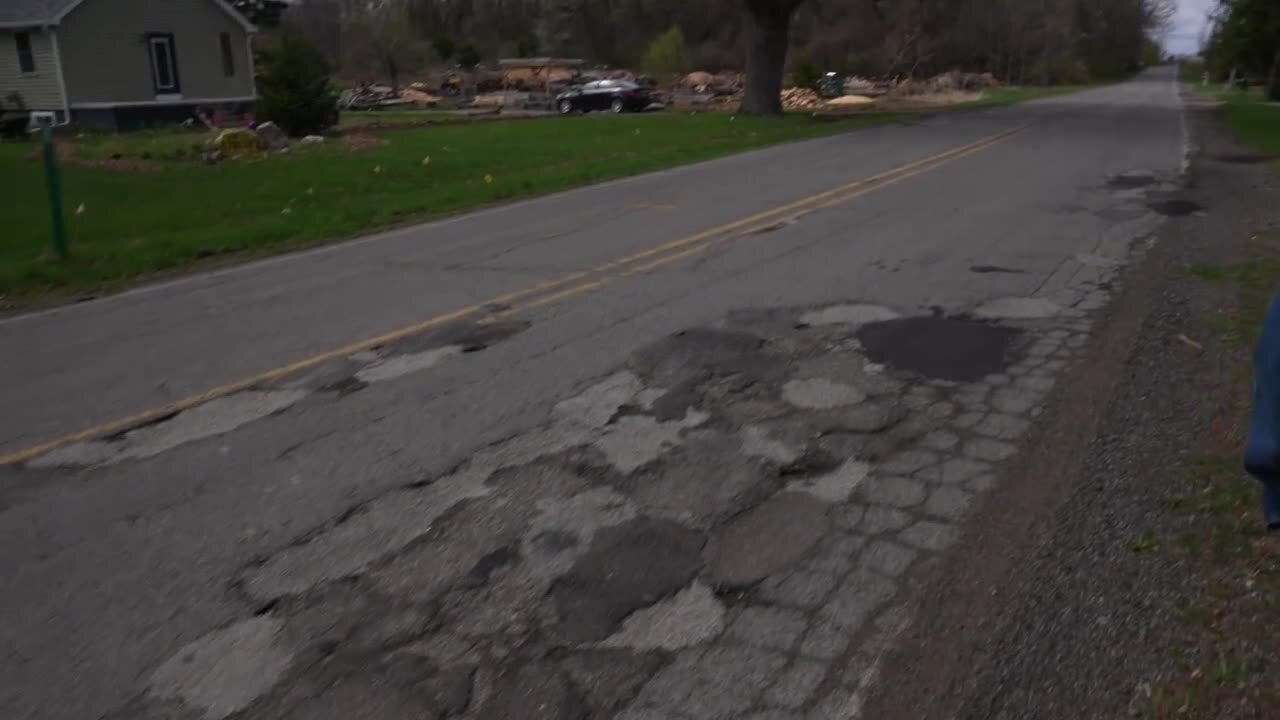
[40,123,67,259]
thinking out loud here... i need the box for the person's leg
[1263,480,1280,532]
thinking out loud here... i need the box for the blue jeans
[1244,294,1280,532]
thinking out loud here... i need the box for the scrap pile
[339,82,442,110]
[780,87,822,110]
[890,71,1000,97]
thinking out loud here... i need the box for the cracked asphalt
[0,69,1186,720]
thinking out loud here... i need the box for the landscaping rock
[300,134,326,145]
[215,127,263,155]
[255,121,289,151]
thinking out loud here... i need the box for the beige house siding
[58,0,255,106]
[0,29,65,111]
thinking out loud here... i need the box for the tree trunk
[741,8,792,115]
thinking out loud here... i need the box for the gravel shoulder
[866,92,1280,719]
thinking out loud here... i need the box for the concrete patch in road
[550,517,705,643]
[705,492,830,588]
[353,346,462,383]
[30,390,307,467]
[971,297,1061,320]
[799,304,900,327]
[783,378,867,409]
[592,411,707,474]
[788,460,870,503]
[147,617,294,720]
[241,466,492,602]
[598,581,726,651]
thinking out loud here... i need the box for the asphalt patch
[856,316,1020,382]
[1212,153,1273,165]
[1147,199,1203,217]
[386,318,531,355]
[969,265,1025,275]
[1108,174,1156,189]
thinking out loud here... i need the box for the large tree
[741,0,805,114]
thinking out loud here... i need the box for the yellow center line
[0,124,1027,467]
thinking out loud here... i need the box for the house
[0,0,257,130]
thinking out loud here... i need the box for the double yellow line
[1,124,1025,466]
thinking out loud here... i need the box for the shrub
[255,34,337,137]
[791,57,821,91]
[641,27,689,77]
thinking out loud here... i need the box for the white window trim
[15,30,37,75]
[148,35,178,93]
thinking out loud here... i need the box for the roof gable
[0,0,256,31]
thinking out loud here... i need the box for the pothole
[1212,153,1272,165]
[1108,173,1156,189]
[1147,199,1203,217]
[856,316,1020,382]
[969,265,1024,274]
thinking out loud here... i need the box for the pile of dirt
[826,94,876,108]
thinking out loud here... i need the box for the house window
[15,31,35,74]
[147,33,180,93]
[219,32,235,77]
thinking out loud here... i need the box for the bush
[640,27,689,77]
[791,57,821,91]
[255,34,337,137]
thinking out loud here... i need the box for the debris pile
[826,94,876,107]
[890,71,1000,97]
[781,87,822,110]
[339,82,443,110]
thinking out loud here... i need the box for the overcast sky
[1167,0,1215,55]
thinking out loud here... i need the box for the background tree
[641,27,690,77]
[1205,0,1280,99]
[255,34,337,136]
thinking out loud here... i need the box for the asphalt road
[0,68,1185,720]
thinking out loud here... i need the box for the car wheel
[610,98,625,113]
[558,99,575,115]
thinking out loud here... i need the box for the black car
[556,80,652,114]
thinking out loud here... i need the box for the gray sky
[1167,0,1215,55]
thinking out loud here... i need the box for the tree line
[1200,0,1280,99]
[247,0,1176,115]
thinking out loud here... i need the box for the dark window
[15,31,35,73]
[147,33,180,93]
[219,32,234,77]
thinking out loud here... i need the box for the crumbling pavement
[103,253,1129,719]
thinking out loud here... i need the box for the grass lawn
[974,84,1095,107]
[0,112,903,303]
[1219,91,1280,155]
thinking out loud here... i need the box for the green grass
[0,112,900,302]
[975,85,1094,107]
[338,110,465,130]
[1219,92,1280,155]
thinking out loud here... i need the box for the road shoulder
[865,88,1280,720]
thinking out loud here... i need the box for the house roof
[0,0,255,30]
[0,0,78,26]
